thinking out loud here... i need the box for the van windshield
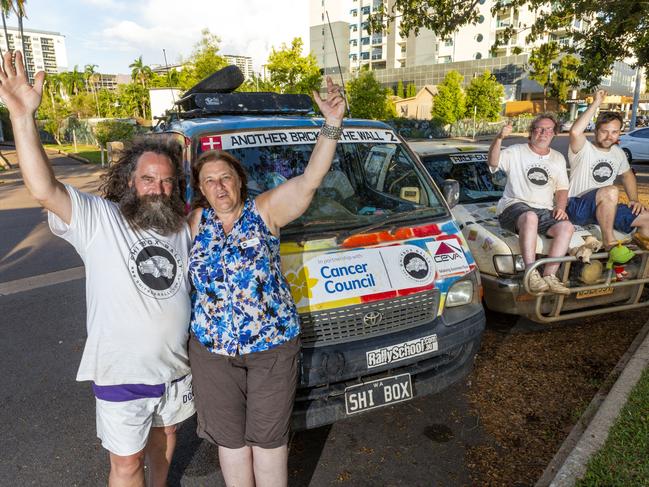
[221,132,447,237]
[420,152,506,203]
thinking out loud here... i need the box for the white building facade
[224,54,254,80]
[0,27,68,80]
[309,0,637,97]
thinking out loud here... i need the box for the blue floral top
[189,199,300,356]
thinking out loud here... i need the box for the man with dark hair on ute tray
[488,114,575,294]
[0,51,194,487]
[567,90,649,249]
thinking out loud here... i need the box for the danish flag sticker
[200,136,222,151]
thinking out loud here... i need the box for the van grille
[298,290,440,347]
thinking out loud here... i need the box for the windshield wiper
[335,207,442,244]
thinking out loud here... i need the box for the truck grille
[299,290,440,347]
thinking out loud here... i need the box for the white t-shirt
[491,143,569,214]
[48,185,192,386]
[568,140,630,197]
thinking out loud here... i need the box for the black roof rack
[169,65,314,118]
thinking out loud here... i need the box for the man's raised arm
[570,90,606,154]
[0,51,71,223]
[488,122,512,169]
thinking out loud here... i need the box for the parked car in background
[619,127,649,163]
[410,141,649,322]
[560,120,595,133]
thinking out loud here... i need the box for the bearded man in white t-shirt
[567,90,649,249]
[0,51,194,487]
[488,113,575,294]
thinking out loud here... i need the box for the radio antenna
[326,10,350,118]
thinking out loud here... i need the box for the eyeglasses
[533,127,555,134]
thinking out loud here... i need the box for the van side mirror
[442,179,460,208]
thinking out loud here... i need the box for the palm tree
[12,0,27,77]
[84,63,101,116]
[0,0,11,55]
[129,55,152,88]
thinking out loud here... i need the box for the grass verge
[575,366,649,486]
[44,144,102,164]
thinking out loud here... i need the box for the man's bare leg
[144,425,177,487]
[595,186,619,247]
[219,445,255,487]
[517,211,539,267]
[109,451,145,487]
[252,445,289,487]
[544,221,575,276]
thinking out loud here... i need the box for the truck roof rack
[170,65,314,118]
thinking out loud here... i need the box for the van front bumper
[291,303,485,430]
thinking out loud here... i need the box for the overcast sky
[20,0,310,74]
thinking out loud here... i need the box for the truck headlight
[493,254,525,275]
[446,280,474,307]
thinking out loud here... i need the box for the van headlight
[493,254,525,275]
[446,280,474,307]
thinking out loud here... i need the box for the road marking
[0,266,85,296]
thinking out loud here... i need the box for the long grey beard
[119,187,185,235]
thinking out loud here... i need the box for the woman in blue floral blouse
[187,77,345,487]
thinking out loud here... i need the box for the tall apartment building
[224,54,254,80]
[0,27,67,80]
[309,0,636,97]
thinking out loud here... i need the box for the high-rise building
[309,0,636,98]
[224,55,254,80]
[0,27,67,80]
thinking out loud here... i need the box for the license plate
[575,286,615,299]
[344,373,413,415]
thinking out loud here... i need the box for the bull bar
[523,249,649,322]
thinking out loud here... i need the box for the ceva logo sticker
[425,241,470,277]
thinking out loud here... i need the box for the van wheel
[622,148,632,164]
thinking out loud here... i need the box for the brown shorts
[188,335,300,449]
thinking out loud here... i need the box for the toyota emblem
[363,311,383,327]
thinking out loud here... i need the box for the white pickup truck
[411,141,649,322]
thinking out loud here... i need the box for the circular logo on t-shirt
[128,238,184,299]
[526,166,549,186]
[399,248,432,282]
[591,160,614,184]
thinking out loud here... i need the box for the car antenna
[326,10,351,118]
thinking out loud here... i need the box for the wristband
[320,122,343,140]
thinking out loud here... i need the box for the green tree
[188,28,228,83]
[346,70,391,120]
[237,73,279,93]
[129,55,153,89]
[266,37,321,95]
[406,83,417,97]
[37,90,70,145]
[368,0,648,90]
[432,70,465,125]
[396,80,405,98]
[465,71,505,122]
[528,42,559,112]
[550,55,580,106]
[61,66,85,97]
[84,63,101,116]
[94,120,136,165]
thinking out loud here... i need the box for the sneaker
[528,269,550,293]
[632,232,649,251]
[543,275,570,295]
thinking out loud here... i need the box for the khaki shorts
[189,335,300,449]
